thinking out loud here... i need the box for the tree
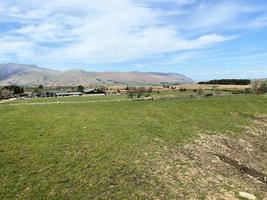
[127,92,134,99]
[32,85,45,97]
[136,87,146,98]
[212,85,220,96]
[4,85,24,94]
[214,90,220,96]
[77,85,84,93]
[147,87,153,93]
[126,87,136,99]
[126,87,151,99]
[196,89,204,96]
[1,89,13,99]
[99,86,107,93]
[258,82,267,93]
[38,85,44,90]
[251,81,260,94]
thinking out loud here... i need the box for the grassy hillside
[0,94,266,199]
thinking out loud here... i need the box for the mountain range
[0,63,193,86]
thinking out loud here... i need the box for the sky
[0,0,267,80]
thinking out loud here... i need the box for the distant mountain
[0,63,193,86]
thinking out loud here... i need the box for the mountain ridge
[0,63,193,86]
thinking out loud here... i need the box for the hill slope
[0,63,192,86]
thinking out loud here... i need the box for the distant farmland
[0,93,266,199]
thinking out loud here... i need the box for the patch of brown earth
[149,115,267,199]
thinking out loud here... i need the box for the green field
[0,94,266,199]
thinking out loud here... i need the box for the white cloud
[142,0,197,6]
[0,0,266,67]
[181,1,266,32]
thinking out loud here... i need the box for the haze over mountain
[0,63,192,86]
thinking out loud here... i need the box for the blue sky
[0,0,267,80]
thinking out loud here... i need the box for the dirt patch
[215,153,266,184]
[149,114,267,199]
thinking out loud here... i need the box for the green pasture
[0,94,266,199]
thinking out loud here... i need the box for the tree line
[198,79,251,85]
[0,85,54,99]
[0,85,24,99]
[0,84,107,99]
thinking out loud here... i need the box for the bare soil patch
[149,115,267,199]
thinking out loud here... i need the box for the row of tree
[126,87,153,99]
[0,85,48,99]
[0,84,107,99]
[198,79,251,85]
[0,85,25,99]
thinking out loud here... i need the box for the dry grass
[148,114,267,199]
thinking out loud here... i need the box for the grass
[0,94,266,199]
